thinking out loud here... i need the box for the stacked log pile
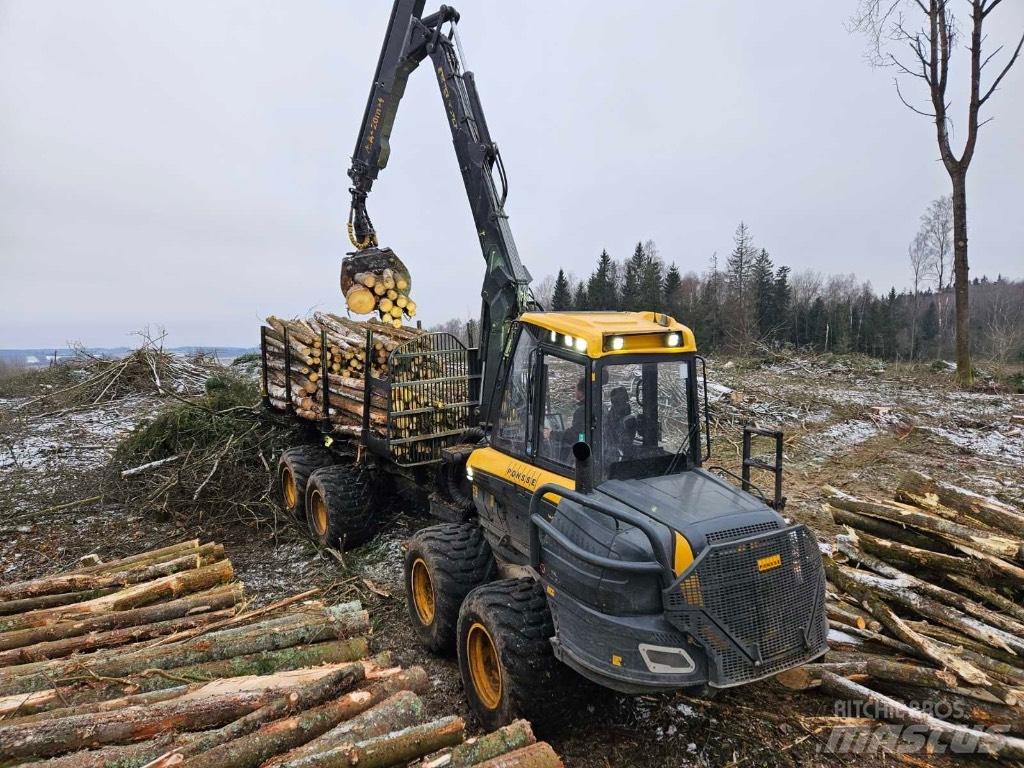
[0,541,562,767]
[263,314,472,463]
[780,471,1024,760]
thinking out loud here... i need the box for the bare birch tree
[908,231,935,358]
[851,0,1023,385]
[920,195,953,290]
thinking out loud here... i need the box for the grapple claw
[340,247,415,323]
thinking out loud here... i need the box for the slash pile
[10,337,217,413]
[0,540,563,767]
[781,471,1024,760]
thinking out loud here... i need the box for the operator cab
[491,311,703,484]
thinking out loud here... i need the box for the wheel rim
[310,490,328,536]
[410,558,436,625]
[282,467,297,509]
[466,622,502,710]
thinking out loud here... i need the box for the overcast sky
[1,1,1022,348]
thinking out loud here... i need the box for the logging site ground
[0,351,1022,767]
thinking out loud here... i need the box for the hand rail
[528,482,675,588]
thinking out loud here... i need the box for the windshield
[599,357,697,479]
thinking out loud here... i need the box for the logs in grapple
[340,247,417,327]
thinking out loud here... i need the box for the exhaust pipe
[572,441,593,494]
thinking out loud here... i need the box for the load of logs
[0,540,563,767]
[340,248,417,327]
[778,471,1024,761]
[262,313,473,464]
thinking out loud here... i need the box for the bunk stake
[283,327,293,411]
[259,326,271,407]
[319,327,331,433]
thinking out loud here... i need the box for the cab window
[599,358,697,478]
[538,354,586,467]
[492,326,538,456]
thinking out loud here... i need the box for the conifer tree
[663,263,682,318]
[773,266,792,340]
[621,242,647,311]
[750,248,776,338]
[572,281,588,310]
[725,222,757,345]
[586,249,618,310]
[638,241,664,312]
[551,269,572,311]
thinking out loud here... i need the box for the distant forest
[434,220,1023,364]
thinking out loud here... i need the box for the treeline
[528,223,1024,363]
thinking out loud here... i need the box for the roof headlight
[666,333,681,347]
[550,330,557,342]
[574,337,588,352]
[563,334,574,348]
[610,336,624,351]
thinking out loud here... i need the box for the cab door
[468,324,586,562]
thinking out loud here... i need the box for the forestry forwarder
[273,0,827,729]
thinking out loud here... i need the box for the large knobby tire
[304,464,378,550]
[457,578,577,733]
[278,446,333,519]
[404,523,496,655]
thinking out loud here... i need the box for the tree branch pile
[0,541,563,767]
[12,334,219,414]
[781,470,1024,760]
[110,371,304,527]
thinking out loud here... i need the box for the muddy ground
[1,354,1021,767]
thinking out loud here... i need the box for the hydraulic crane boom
[346,0,537,425]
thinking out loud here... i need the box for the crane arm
[346,1,537,425]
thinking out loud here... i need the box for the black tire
[278,446,333,519]
[457,578,578,733]
[304,464,378,550]
[404,523,496,655]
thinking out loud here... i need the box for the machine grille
[705,520,779,544]
[665,525,827,686]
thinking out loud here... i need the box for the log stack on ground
[0,541,562,767]
[778,471,1024,761]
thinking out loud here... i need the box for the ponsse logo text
[504,464,539,488]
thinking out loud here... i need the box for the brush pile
[780,471,1024,760]
[0,540,563,767]
[11,337,217,414]
[262,314,474,463]
[112,374,298,526]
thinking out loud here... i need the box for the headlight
[610,336,624,351]
[563,334,574,348]
[666,333,681,347]
[466,465,474,481]
[574,337,587,352]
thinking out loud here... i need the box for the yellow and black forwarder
[270,0,827,730]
